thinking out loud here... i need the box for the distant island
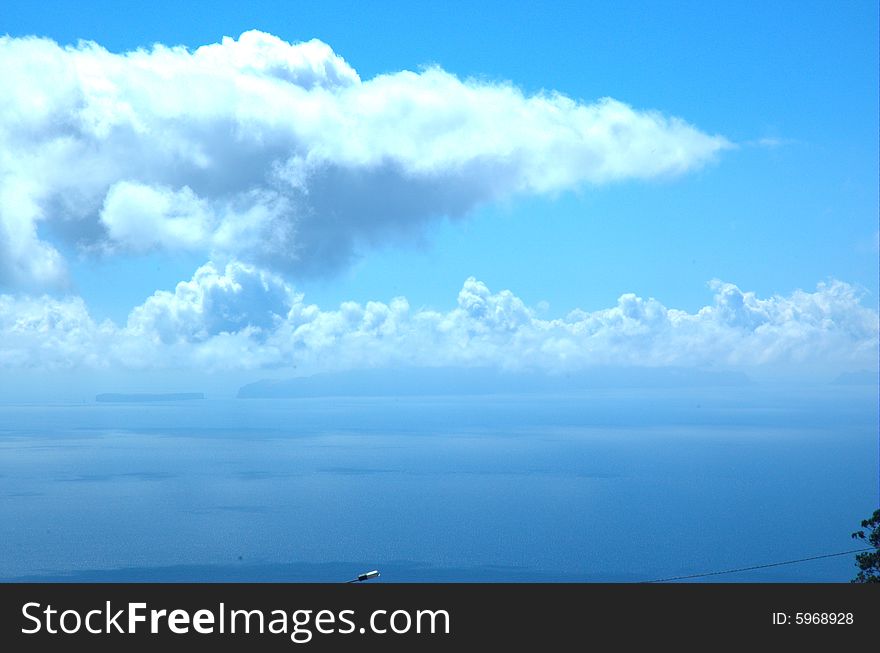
[237,367,752,399]
[95,393,205,403]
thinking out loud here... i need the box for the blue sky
[0,0,877,391]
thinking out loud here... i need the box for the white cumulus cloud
[126,260,295,344]
[0,30,730,289]
[0,263,875,376]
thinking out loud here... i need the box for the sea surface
[0,385,877,582]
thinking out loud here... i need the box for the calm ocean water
[0,385,876,582]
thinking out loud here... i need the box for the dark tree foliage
[851,508,880,583]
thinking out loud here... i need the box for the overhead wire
[642,547,873,583]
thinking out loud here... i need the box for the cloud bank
[2,31,870,382]
[0,30,729,289]
[1,262,876,375]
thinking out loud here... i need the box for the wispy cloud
[0,30,730,290]
[744,136,798,149]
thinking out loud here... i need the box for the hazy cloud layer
[1,262,875,375]
[0,30,729,289]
